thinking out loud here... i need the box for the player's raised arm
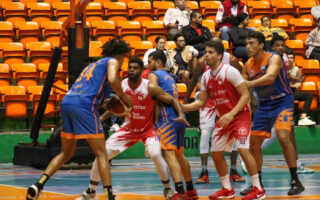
[183,90,208,112]
[149,83,190,126]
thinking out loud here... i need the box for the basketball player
[186,36,245,184]
[183,41,265,200]
[241,31,304,196]
[77,57,189,200]
[26,39,132,200]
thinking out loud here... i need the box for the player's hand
[245,80,253,88]
[102,98,112,110]
[217,112,234,128]
[121,94,133,107]
[173,116,190,126]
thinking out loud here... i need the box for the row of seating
[0,0,316,23]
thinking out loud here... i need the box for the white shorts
[106,127,159,156]
[199,106,216,129]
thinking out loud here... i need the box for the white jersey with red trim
[121,78,156,132]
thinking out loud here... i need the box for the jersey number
[76,64,96,82]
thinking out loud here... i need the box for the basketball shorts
[106,127,159,156]
[157,121,186,155]
[199,106,216,129]
[252,95,294,138]
[210,111,251,152]
[60,104,104,140]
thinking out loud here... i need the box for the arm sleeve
[216,5,224,24]
[226,66,244,87]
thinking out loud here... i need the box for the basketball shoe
[26,184,41,200]
[242,186,266,200]
[195,170,209,184]
[209,187,235,199]
[186,189,198,200]
[230,168,246,182]
[164,188,175,200]
[169,193,188,200]
[76,188,98,200]
[288,179,305,195]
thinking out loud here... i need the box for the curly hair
[102,38,131,58]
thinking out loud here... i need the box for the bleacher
[0,0,319,126]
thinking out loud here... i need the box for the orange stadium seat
[2,2,27,22]
[0,63,11,86]
[290,18,313,44]
[1,42,26,67]
[202,19,216,35]
[86,2,104,23]
[0,21,14,43]
[43,0,63,7]
[297,59,320,69]
[104,2,128,22]
[91,21,117,44]
[89,41,103,58]
[271,0,297,22]
[118,0,135,2]
[298,81,318,112]
[28,85,57,117]
[248,19,262,28]
[222,40,231,53]
[285,39,305,59]
[166,41,176,50]
[11,63,39,91]
[53,2,70,22]
[271,18,289,32]
[0,85,28,118]
[142,21,167,46]
[53,84,68,106]
[39,62,66,85]
[40,21,63,45]
[129,41,153,60]
[153,1,175,21]
[294,0,316,16]
[186,1,200,13]
[27,2,52,23]
[117,21,142,42]
[128,1,153,22]
[200,1,221,21]
[177,83,187,103]
[248,1,273,19]
[26,42,52,67]
[15,21,41,47]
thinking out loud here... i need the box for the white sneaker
[163,188,174,200]
[76,188,98,200]
[110,124,120,132]
[298,117,316,126]
[297,164,314,174]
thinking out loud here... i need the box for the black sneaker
[288,180,305,195]
[195,169,209,184]
[240,185,252,196]
[26,184,41,200]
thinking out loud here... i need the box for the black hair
[102,38,131,58]
[233,12,249,26]
[285,49,295,56]
[174,33,184,42]
[190,11,201,21]
[155,36,165,44]
[261,16,271,23]
[270,33,285,47]
[317,17,320,24]
[205,41,224,55]
[246,30,265,45]
[149,50,167,66]
[128,57,144,69]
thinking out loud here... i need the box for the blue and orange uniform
[152,69,185,154]
[245,52,293,138]
[61,58,112,140]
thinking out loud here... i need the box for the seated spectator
[287,52,317,126]
[229,13,250,63]
[256,16,289,51]
[182,11,212,57]
[163,0,190,41]
[169,33,198,84]
[216,0,247,41]
[306,17,320,61]
[143,36,174,70]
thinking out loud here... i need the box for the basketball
[107,95,131,117]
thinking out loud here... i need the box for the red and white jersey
[121,78,155,132]
[201,63,249,118]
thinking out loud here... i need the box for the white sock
[220,175,232,190]
[250,174,262,190]
[89,159,100,191]
[202,165,207,171]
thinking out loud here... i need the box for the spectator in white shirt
[163,0,190,40]
[216,0,248,41]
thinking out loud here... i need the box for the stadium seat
[53,84,68,105]
[86,2,104,23]
[128,1,153,22]
[294,0,316,16]
[1,42,26,67]
[248,18,262,28]
[53,2,70,22]
[129,41,153,60]
[39,62,66,85]
[142,21,167,46]
[285,40,305,58]
[26,42,52,67]
[271,18,289,32]
[153,1,175,21]
[41,21,63,45]
[186,1,200,13]
[0,21,14,43]
[202,19,216,35]
[15,21,41,47]
[11,63,39,91]
[248,1,273,19]
[297,59,320,69]
[272,0,297,22]
[43,0,63,7]
[0,85,28,118]
[91,21,117,44]
[89,41,103,58]
[177,83,187,103]
[166,41,176,50]
[0,63,11,86]
[200,1,221,21]
[2,2,27,22]
[27,2,52,23]
[222,40,231,53]
[290,18,313,44]
[104,2,128,22]
[117,21,142,42]
[28,85,56,117]
[298,81,318,112]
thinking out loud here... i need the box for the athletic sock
[89,180,99,191]
[289,167,298,182]
[103,185,113,199]
[250,174,262,190]
[258,171,264,188]
[220,175,232,190]
[186,181,194,191]
[36,174,50,189]
[174,182,185,194]
[161,179,171,189]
